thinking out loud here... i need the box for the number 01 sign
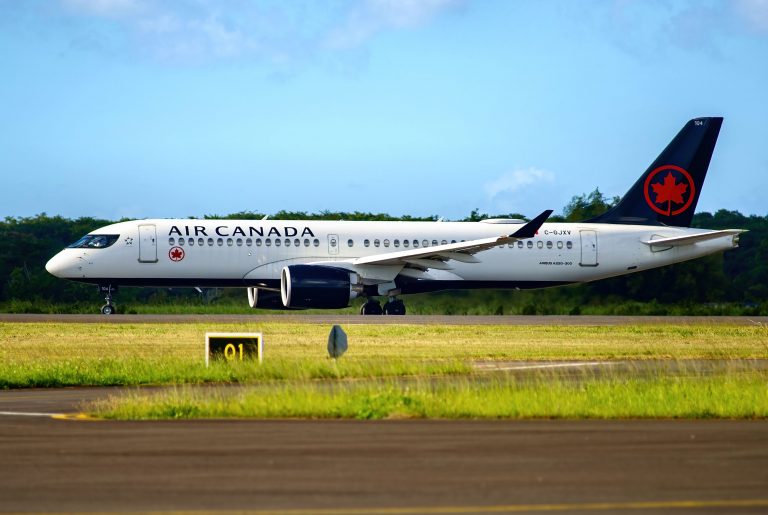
[205,332,263,366]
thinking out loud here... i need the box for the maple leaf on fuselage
[651,172,688,208]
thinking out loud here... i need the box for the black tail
[586,117,723,227]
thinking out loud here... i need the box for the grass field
[2,321,767,419]
[92,372,768,420]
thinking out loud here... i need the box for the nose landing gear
[99,284,118,315]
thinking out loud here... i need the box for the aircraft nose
[45,252,73,278]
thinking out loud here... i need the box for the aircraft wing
[351,210,553,268]
[641,229,746,247]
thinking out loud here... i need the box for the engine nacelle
[246,287,288,310]
[280,265,357,309]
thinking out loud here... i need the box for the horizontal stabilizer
[641,229,745,247]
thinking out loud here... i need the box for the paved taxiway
[0,414,767,514]
[1,314,767,325]
[1,385,767,514]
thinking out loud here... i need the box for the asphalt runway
[1,313,767,325]
[1,386,767,514]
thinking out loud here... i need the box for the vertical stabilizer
[586,117,722,227]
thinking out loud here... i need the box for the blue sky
[1,0,767,221]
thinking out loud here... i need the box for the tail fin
[586,117,723,227]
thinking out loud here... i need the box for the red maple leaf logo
[650,172,688,215]
[643,165,696,217]
[169,247,184,261]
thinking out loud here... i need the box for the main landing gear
[99,284,117,315]
[360,297,406,316]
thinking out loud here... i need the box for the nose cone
[46,251,74,278]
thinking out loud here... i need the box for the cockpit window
[67,234,119,249]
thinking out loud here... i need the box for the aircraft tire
[383,299,406,315]
[360,299,383,315]
[101,304,116,315]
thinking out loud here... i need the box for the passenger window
[546,241,553,249]
[422,240,428,247]
[265,238,271,246]
[348,239,354,247]
[441,240,447,245]
[208,238,214,246]
[364,239,370,247]
[537,241,543,249]
[566,241,573,249]
[285,239,291,247]
[169,238,175,246]
[217,238,223,246]
[275,239,281,246]
[518,241,523,248]
[432,240,438,246]
[188,238,194,246]
[256,239,262,246]
[383,239,390,247]
[227,238,233,246]
[557,241,563,249]
[246,238,252,246]
[236,238,242,247]
[374,239,380,247]
[294,239,300,247]
[403,240,409,248]
[179,238,185,246]
[198,238,204,246]
[313,239,320,247]
[527,241,533,249]
[304,239,310,247]
[394,239,400,247]
[414,240,420,248]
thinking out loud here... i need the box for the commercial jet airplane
[47,117,744,315]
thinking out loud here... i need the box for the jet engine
[280,265,358,309]
[246,287,287,310]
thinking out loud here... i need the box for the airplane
[46,117,744,315]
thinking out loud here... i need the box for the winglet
[509,210,553,239]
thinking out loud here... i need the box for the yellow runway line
[50,412,99,421]
[4,498,768,514]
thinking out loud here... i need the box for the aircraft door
[328,234,339,255]
[138,224,158,263]
[579,230,598,267]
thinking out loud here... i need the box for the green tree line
[1,190,766,314]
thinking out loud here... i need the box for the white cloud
[326,0,465,49]
[53,0,466,64]
[61,0,142,18]
[735,0,768,32]
[484,167,555,200]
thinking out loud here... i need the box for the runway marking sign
[205,332,263,366]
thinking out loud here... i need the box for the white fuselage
[45,218,740,293]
